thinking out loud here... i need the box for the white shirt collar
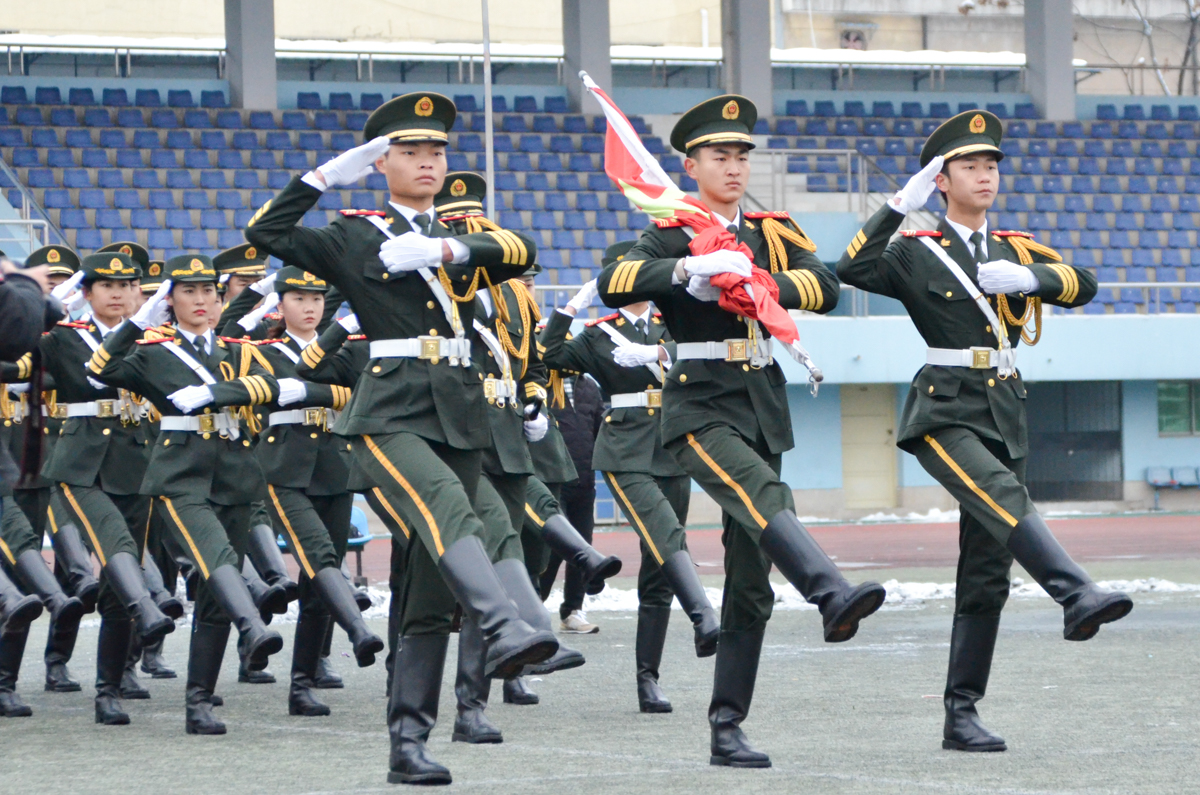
[179,327,214,352]
[92,317,118,337]
[618,306,651,326]
[287,328,317,348]
[944,217,988,259]
[389,201,436,234]
[711,208,741,231]
[478,290,493,319]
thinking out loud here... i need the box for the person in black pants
[538,373,605,630]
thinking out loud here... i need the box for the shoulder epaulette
[585,312,620,328]
[56,321,91,329]
[652,217,686,229]
[744,211,790,220]
[339,209,386,217]
[135,337,172,345]
[347,334,367,341]
[900,230,942,237]
[264,312,282,321]
[992,230,1034,239]
[219,336,258,345]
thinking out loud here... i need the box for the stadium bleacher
[3,88,1200,309]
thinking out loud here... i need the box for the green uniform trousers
[154,496,251,625]
[12,487,49,539]
[265,486,352,579]
[668,425,789,632]
[602,471,692,609]
[1,495,40,562]
[519,476,556,580]
[913,427,1033,617]
[55,484,149,618]
[364,486,412,675]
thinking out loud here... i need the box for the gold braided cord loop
[493,281,536,379]
[437,265,480,304]
[759,217,817,274]
[995,235,1056,347]
[0,386,13,420]
[547,370,566,409]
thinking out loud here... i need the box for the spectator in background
[539,372,605,632]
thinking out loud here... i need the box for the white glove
[890,155,944,215]
[87,376,107,390]
[65,290,89,313]
[379,232,443,273]
[337,313,360,334]
[130,279,173,330]
[686,274,722,302]
[612,344,660,368]
[8,383,30,394]
[977,260,1039,295]
[317,136,391,188]
[523,409,548,442]
[565,279,598,315]
[237,292,280,332]
[683,249,752,279]
[249,272,277,296]
[50,270,85,301]
[167,384,213,413]
[276,378,307,406]
[219,273,230,285]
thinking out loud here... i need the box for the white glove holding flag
[237,291,281,332]
[977,260,1039,295]
[890,155,944,215]
[167,384,213,413]
[130,279,173,330]
[564,279,598,315]
[276,378,308,406]
[249,272,277,296]
[380,232,443,273]
[337,313,360,334]
[523,405,548,442]
[50,270,85,302]
[683,249,752,279]
[686,274,722,302]
[317,136,391,188]
[612,344,661,367]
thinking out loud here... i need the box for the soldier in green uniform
[243,92,559,785]
[597,95,887,768]
[216,240,268,306]
[545,238,720,713]
[837,110,1133,753]
[88,254,286,735]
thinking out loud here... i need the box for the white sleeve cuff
[446,238,469,264]
[301,171,328,192]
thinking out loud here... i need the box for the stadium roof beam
[1025,0,1075,121]
[224,0,276,110]
[562,0,612,113]
[722,0,773,117]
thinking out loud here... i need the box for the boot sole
[502,693,539,705]
[485,635,559,680]
[452,731,503,744]
[524,649,586,676]
[185,722,227,735]
[138,617,176,644]
[238,674,277,684]
[143,669,178,679]
[96,714,131,725]
[584,557,623,595]
[824,584,887,643]
[943,739,1007,752]
[45,681,82,693]
[313,679,344,689]
[121,690,151,700]
[1065,595,1134,641]
[0,707,33,717]
[157,598,185,621]
[639,702,673,714]
[354,636,386,668]
[387,770,452,785]
[709,755,771,768]
[289,705,332,717]
[244,632,285,671]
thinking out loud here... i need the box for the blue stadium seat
[201,91,227,109]
[96,169,124,188]
[116,109,144,128]
[181,190,208,210]
[533,115,558,133]
[570,249,597,268]
[595,211,619,230]
[360,93,383,111]
[130,209,159,229]
[264,131,291,150]
[281,111,309,131]
[34,86,62,105]
[313,111,340,131]
[216,150,244,169]
[217,229,244,248]
[150,150,178,169]
[133,171,162,190]
[297,92,322,110]
[42,189,71,209]
[49,108,76,126]
[231,131,257,150]
[184,109,212,128]
[813,100,836,117]
[544,96,568,114]
[514,95,538,113]
[1091,122,1113,139]
[330,131,357,150]
[575,193,600,211]
[216,110,242,129]
[588,173,613,192]
[329,93,354,111]
[79,188,109,208]
[580,135,604,153]
[249,111,276,130]
[68,88,96,106]
[1096,104,1118,120]
[167,170,195,189]
[518,135,545,153]
[784,100,809,117]
[3,86,31,104]
[59,209,88,228]
[184,152,211,172]
[95,209,124,229]
[512,193,538,211]
[115,150,144,168]
[266,170,289,189]
[986,102,1009,119]
[562,115,588,133]
[563,211,588,230]
[134,89,161,108]
[200,209,228,229]
[531,211,556,230]
[1123,104,1145,121]
[30,128,57,147]
[550,230,577,250]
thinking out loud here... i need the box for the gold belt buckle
[196,414,217,434]
[303,408,325,426]
[970,349,992,370]
[95,400,115,418]
[725,340,749,362]
[483,379,498,400]
[418,336,442,364]
[51,404,68,419]
[646,390,662,408]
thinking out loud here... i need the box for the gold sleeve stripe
[486,230,516,265]
[300,343,324,370]
[611,260,643,294]
[608,261,633,293]
[87,347,111,375]
[781,270,810,308]
[246,198,272,228]
[799,269,824,311]
[331,385,351,409]
[236,375,261,404]
[845,229,867,259]
[16,353,32,380]
[1048,262,1078,303]
[524,382,547,399]
[251,375,273,404]
[497,229,528,266]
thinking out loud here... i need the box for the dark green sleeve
[836,203,911,299]
[772,245,840,314]
[1026,258,1098,308]
[295,322,359,387]
[218,286,270,337]
[86,321,145,389]
[443,229,539,287]
[539,309,593,374]
[209,345,279,409]
[318,286,346,333]
[597,224,680,306]
[243,176,351,284]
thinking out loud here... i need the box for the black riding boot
[242,558,286,623]
[437,537,557,679]
[387,634,452,785]
[289,607,331,717]
[709,629,770,768]
[636,605,672,713]
[502,676,538,705]
[315,619,343,689]
[493,558,583,676]
[141,553,185,620]
[1006,514,1133,641]
[185,621,230,735]
[943,615,1007,752]
[659,551,719,657]
[44,618,81,692]
[0,628,32,717]
[103,552,175,644]
[95,617,131,725]
[0,567,42,635]
[760,510,886,642]
[341,559,372,611]
[121,633,151,699]
[12,549,84,692]
[247,523,298,603]
[452,616,502,743]
[311,567,384,667]
[205,564,283,672]
[540,514,622,595]
[50,522,99,611]
[140,636,176,679]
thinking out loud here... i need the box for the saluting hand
[316,136,391,188]
[890,155,944,215]
[237,291,281,332]
[130,279,173,330]
[977,260,1039,295]
[563,279,598,316]
[50,270,85,302]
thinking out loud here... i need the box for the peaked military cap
[213,242,268,276]
[602,240,638,267]
[27,244,80,277]
[670,94,758,155]
[363,91,456,145]
[141,260,165,293]
[920,109,1004,168]
[165,254,218,283]
[435,171,487,217]
[275,265,329,293]
[97,241,149,272]
[81,252,139,283]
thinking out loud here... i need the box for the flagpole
[482,0,496,223]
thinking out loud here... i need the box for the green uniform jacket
[242,176,535,449]
[37,321,150,494]
[218,285,345,340]
[1,355,61,490]
[88,321,279,505]
[252,336,352,496]
[529,420,577,485]
[540,308,682,477]
[836,204,1097,459]
[597,214,839,455]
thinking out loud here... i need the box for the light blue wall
[791,212,862,263]
[782,383,843,490]
[1120,380,1200,480]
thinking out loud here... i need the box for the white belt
[482,378,516,407]
[64,400,120,418]
[268,408,339,428]
[369,337,472,367]
[159,413,239,434]
[610,389,662,409]
[926,347,1017,371]
[676,338,774,367]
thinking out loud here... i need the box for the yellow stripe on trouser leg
[0,537,14,565]
[60,484,108,567]
[268,485,315,578]
[684,433,768,529]
[523,503,545,529]
[603,471,664,565]
[160,496,210,578]
[363,435,444,556]
[923,434,1018,527]
[372,488,410,540]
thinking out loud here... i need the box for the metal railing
[0,156,67,254]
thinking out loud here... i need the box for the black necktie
[969,231,986,265]
[726,224,738,239]
[634,319,646,339]
[412,213,430,236]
